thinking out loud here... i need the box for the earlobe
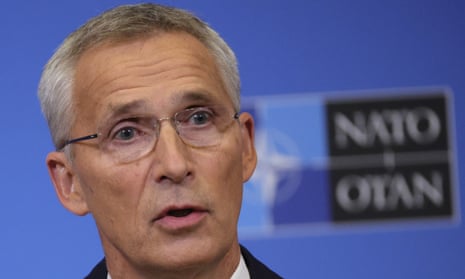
[46,152,89,216]
[239,113,258,182]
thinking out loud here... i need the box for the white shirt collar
[231,254,251,279]
[107,254,250,279]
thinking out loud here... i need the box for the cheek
[203,139,244,214]
[75,159,148,217]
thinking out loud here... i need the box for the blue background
[1,0,464,278]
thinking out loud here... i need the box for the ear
[239,112,258,182]
[46,151,89,216]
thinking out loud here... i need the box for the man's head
[38,3,257,278]
[39,3,240,151]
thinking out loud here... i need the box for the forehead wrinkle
[76,34,220,104]
[119,37,217,79]
[104,99,152,119]
[86,53,216,101]
[133,54,217,83]
[80,59,154,100]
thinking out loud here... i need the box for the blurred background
[1,0,464,278]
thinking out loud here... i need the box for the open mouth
[154,206,208,230]
[156,206,207,221]
[167,208,194,218]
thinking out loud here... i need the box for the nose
[151,120,191,184]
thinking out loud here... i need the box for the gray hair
[38,3,240,150]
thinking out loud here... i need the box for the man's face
[47,32,257,275]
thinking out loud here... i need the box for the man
[38,3,282,279]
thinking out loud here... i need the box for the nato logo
[238,89,457,235]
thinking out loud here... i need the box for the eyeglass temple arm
[63,133,99,147]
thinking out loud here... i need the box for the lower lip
[154,211,208,231]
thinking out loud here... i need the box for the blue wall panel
[1,1,464,278]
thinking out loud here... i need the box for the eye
[114,127,137,141]
[106,118,150,142]
[189,110,212,125]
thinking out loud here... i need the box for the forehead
[72,32,229,127]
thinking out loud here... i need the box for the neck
[104,241,242,279]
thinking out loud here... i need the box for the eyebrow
[97,100,150,129]
[105,99,150,118]
[103,91,218,118]
[174,91,218,106]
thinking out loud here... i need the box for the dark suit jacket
[85,245,282,279]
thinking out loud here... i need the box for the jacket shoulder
[241,245,283,279]
[84,247,283,279]
[84,258,107,279]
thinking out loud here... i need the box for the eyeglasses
[61,105,239,163]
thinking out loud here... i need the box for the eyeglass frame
[59,106,240,155]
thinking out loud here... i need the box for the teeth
[168,209,193,217]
